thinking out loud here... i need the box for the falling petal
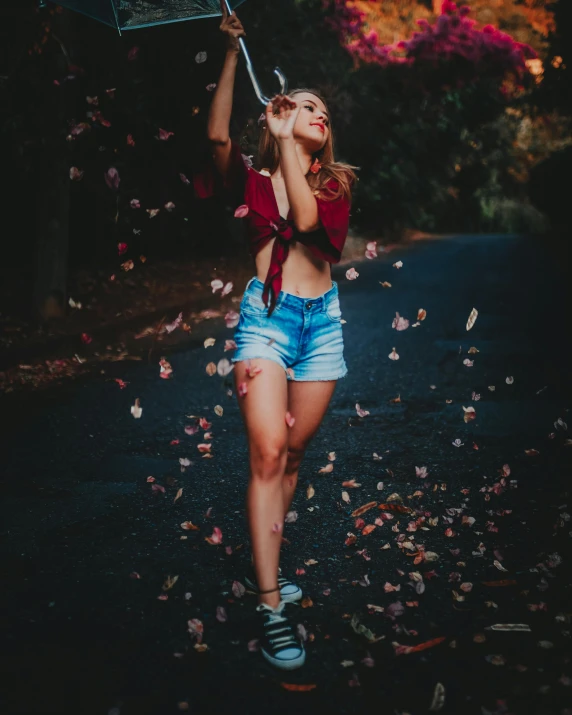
[234,204,249,218]
[466,307,478,331]
[104,167,120,190]
[392,312,410,331]
[131,398,142,418]
[205,527,223,545]
[157,128,174,141]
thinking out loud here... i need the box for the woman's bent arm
[278,138,320,232]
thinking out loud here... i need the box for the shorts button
[306,302,312,309]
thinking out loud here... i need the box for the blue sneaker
[255,600,306,670]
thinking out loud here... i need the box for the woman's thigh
[286,379,337,454]
[233,358,289,463]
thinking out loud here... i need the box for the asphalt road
[1,234,571,715]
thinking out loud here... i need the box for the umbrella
[39,0,287,105]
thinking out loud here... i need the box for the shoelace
[261,610,298,649]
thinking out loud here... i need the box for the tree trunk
[33,7,72,321]
[34,153,70,320]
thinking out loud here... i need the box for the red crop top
[193,141,351,316]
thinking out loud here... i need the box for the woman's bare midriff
[255,237,333,298]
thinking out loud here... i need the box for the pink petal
[104,167,120,191]
[234,204,249,218]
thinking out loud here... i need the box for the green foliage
[1,0,567,257]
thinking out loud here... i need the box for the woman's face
[292,92,330,152]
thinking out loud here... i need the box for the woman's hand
[219,0,246,54]
[265,94,302,143]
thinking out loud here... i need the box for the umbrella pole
[223,0,287,106]
[109,0,122,35]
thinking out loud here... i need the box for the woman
[195,3,357,670]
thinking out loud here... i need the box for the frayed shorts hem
[231,354,348,382]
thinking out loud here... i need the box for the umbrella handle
[223,0,288,106]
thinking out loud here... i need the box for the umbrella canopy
[48,0,246,32]
[42,0,286,105]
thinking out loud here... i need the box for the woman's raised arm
[206,3,246,178]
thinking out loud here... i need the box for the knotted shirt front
[193,141,351,316]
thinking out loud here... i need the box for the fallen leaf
[486,623,531,632]
[463,406,476,423]
[180,520,199,531]
[206,362,216,376]
[281,683,317,692]
[356,403,370,417]
[481,579,517,587]
[162,574,179,591]
[393,636,446,656]
[351,501,377,517]
[429,682,446,712]
[232,581,245,598]
[318,463,334,474]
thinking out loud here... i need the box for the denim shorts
[230,277,348,382]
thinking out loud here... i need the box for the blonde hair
[257,88,358,202]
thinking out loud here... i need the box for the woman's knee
[250,443,288,480]
[285,446,305,474]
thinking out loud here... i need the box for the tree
[335,0,556,59]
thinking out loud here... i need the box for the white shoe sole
[261,646,306,670]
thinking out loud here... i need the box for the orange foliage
[348,0,556,56]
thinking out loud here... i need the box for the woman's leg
[234,358,289,609]
[283,380,337,517]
